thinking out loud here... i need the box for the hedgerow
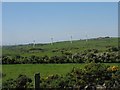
[2,62,120,89]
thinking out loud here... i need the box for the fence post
[34,72,40,90]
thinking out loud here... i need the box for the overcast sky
[2,2,118,45]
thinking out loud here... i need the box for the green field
[2,64,85,82]
[2,37,119,87]
[2,37,118,57]
[2,63,120,83]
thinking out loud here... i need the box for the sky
[0,3,2,46]
[2,2,118,45]
[1,0,120,2]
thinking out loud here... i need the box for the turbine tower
[33,40,35,48]
[51,36,54,45]
[86,34,88,42]
[70,35,73,44]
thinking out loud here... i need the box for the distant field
[2,63,120,83]
[2,37,118,57]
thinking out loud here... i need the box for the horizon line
[2,36,118,46]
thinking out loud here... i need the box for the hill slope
[2,37,118,57]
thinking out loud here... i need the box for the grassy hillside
[2,37,118,57]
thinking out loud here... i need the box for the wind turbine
[33,40,35,48]
[70,35,73,44]
[85,34,88,42]
[50,36,54,45]
[67,32,73,44]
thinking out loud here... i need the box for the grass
[2,63,120,83]
[2,64,85,82]
[2,37,118,57]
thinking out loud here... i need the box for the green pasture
[2,63,120,83]
[2,37,118,57]
[2,64,85,82]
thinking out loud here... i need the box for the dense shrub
[40,62,120,89]
[2,49,119,64]
[108,46,119,52]
[2,74,33,89]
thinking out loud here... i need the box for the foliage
[40,62,120,89]
[2,74,33,89]
[2,50,120,64]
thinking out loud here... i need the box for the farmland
[2,37,120,89]
[2,37,119,64]
[2,63,120,83]
[2,64,86,82]
[2,37,118,57]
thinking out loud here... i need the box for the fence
[34,73,40,90]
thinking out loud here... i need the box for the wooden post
[35,73,40,90]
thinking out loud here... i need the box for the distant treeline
[2,47,120,64]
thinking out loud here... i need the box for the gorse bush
[40,62,120,89]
